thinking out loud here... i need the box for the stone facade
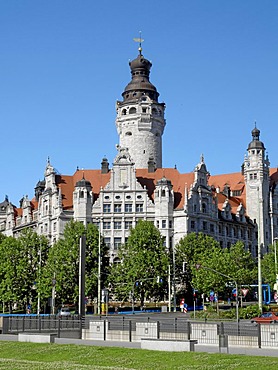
[0,48,278,261]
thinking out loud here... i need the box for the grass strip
[0,341,278,369]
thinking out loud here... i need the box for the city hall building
[1,47,278,261]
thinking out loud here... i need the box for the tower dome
[248,125,265,150]
[75,176,92,189]
[122,52,159,102]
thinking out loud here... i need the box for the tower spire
[133,31,144,55]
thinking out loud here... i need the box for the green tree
[110,220,169,307]
[261,244,276,288]
[175,234,257,304]
[41,220,109,310]
[175,233,221,302]
[225,241,257,287]
[0,230,49,313]
[0,237,21,312]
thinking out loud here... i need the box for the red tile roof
[14,167,278,219]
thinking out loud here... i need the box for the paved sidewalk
[55,337,141,349]
[55,338,278,357]
[196,344,278,357]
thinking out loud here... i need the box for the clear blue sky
[1,1,277,206]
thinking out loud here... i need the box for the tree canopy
[110,220,169,306]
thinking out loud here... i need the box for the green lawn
[0,341,278,369]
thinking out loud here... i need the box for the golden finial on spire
[133,31,144,55]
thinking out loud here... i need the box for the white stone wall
[116,100,165,169]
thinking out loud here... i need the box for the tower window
[129,107,136,114]
[142,108,147,113]
[125,131,132,136]
[122,109,127,115]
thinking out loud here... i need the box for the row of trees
[0,221,109,313]
[0,220,276,313]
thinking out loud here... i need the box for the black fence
[1,315,83,338]
[1,315,269,348]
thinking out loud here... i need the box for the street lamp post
[78,235,86,317]
[173,243,176,312]
[256,186,263,313]
[37,246,41,315]
[250,185,263,313]
[273,237,278,289]
[96,217,102,315]
[168,264,171,312]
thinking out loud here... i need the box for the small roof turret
[157,176,172,187]
[75,174,92,189]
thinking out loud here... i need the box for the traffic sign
[241,288,249,297]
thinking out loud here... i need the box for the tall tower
[244,126,270,248]
[115,43,166,169]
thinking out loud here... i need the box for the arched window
[122,109,127,115]
[129,107,136,114]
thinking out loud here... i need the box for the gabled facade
[1,47,278,261]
